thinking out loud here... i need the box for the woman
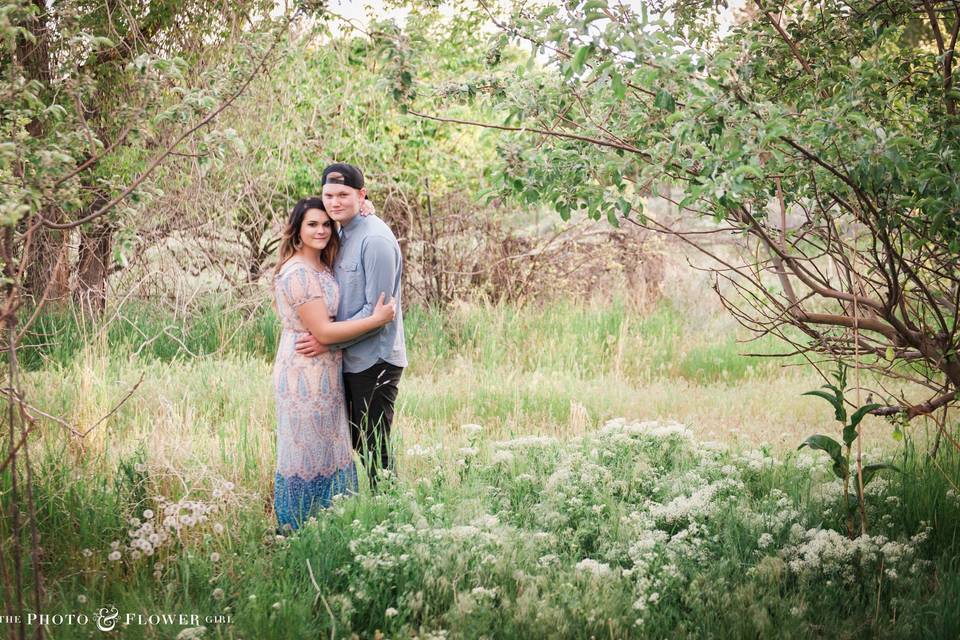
[272,196,394,532]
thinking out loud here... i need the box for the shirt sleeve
[281,266,325,310]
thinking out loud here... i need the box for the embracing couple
[271,162,407,533]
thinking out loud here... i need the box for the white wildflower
[406,443,442,457]
[471,586,498,599]
[575,558,612,577]
[175,626,207,640]
[493,435,557,449]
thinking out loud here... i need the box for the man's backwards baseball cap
[322,163,364,190]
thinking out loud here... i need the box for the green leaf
[848,403,883,430]
[832,456,849,480]
[860,463,900,487]
[572,45,590,74]
[538,5,559,19]
[611,72,626,100]
[654,89,676,112]
[802,390,846,423]
[582,0,609,10]
[842,424,858,446]
[799,434,846,478]
[606,208,620,227]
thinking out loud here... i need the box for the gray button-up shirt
[332,213,408,373]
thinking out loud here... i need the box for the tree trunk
[15,0,51,129]
[17,1,72,305]
[75,214,114,319]
[23,224,72,305]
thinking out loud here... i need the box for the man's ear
[358,187,367,202]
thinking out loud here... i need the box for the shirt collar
[339,212,364,239]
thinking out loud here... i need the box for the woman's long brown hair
[274,197,340,278]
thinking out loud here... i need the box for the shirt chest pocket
[338,261,362,285]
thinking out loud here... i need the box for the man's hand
[295,333,330,357]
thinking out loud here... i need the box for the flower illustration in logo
[95,605,119,632]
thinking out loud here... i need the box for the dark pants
[343,361,403,488]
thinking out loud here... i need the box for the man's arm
[329,235,399,351]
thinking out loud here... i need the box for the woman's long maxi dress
[273,261,358,530]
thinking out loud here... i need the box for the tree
[8,0,281,314]
[403,0,960,436]
[1,2,302,634]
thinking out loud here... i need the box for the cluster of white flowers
[575,558,613,577]
[493,435,558,449]
[649,478,741,525]
[159,498,216,533]
[175,627,207,640]
[598,418,694,441]
[319,416,938,635]
[461,423,483,436]
[793,452,818,470]
[470,586,498,599]
[779,526,931,583]
[105,481,235,567]
[405,443,443,457]
[738,449,778,471]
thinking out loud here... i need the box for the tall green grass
[18,299,801,384]
[1,299,955,638]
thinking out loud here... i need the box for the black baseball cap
[321,163,364,190]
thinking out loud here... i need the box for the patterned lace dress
[273,261,358,530]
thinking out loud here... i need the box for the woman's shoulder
[275,261,337,293]
[276,259,330,279]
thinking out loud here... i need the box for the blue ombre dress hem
[274,463,358,531]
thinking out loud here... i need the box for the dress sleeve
[280,266,326,310]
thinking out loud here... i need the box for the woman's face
[298,208,334,252]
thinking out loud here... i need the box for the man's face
[322,178,366,224]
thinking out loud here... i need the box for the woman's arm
[296,292,395,344]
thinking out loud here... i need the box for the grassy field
[4,298,958,638]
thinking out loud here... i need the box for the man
[295,162,407,489]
